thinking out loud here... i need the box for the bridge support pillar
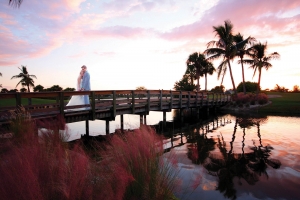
[144,114,147,125]
[140,115,143,125]
[120,115,124,132]
[106,120,109,135]
[163,111,166,129]
[85,120,89,136]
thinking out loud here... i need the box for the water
[66,111,300,199]
[170,114,300,200]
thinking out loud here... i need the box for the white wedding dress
[65,73,85,111]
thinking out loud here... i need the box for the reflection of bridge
[0,90,231,135]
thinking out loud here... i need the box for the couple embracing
[66,65,91,110]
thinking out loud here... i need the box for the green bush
[237,81,260,93]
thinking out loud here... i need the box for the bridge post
[59,92,64,115]
[180,91,182,108]
[147,90,150,113]
[91,91,96,120]
[140,114,143,125]
[188,91,190,108]
[160,90,163,110]
[85,119,89,136]
[169,90,173,110]
[120,115,124,132]
[112,90,116,117]
[16,93,21,107]
[163,111,166,130]
[131,90,135,113]
[144,114,147,125]
[106,120,109,135]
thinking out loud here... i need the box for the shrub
[237,81,260,93]
[0,109,180,200]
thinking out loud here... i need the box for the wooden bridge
[0,90,231,135]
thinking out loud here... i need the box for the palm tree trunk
[227,60,236,94]
[27,84,32,105]
[257,68,261,95]
[241,59,246,94]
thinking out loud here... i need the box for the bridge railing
[0,90,231,122]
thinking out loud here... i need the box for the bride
[65,70,85,111]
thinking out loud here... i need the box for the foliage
[292,85,300,93]
[0,108,180,200]
[20,87,27,92]
[1,88,8,93]
[173,75,197,91]
[34,84,44,92]
[232,92,268,105]
[237,81,259,93]
[63,87,76,91]
[11,65,37,93]
[9,89,18,93]
[210,85,225,93]
[45,85,63,91]
[273,84,289,92]
[136,86,147,90]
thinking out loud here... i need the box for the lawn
[258,92,300,115]
[0,98,63,107]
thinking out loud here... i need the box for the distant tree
[34,84,44,92]
[0,72,2,88]
[237,81,259,93]
[9,89,18,93]
[136,86,147,90]
[63,87,76,91]
[202,60,215,91]
[274,84,288,92]
[174,75,197,91]
[210,85,225,93]
[46,85,63,91]
[11,65,37,93]
[293,85,300,93]
[20,88,27,92]
[1,88,8,93]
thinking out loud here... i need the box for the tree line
[0,66,76,93]
[173,20,281,95]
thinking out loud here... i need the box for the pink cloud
[83,25,152,39]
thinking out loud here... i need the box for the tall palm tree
[234,33,256,94]
[204,20,237,94]
[185,63,197,86]
[242,42,280,94]
[11,65,37,93]
[186,52,206,92]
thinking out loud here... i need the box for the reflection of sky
[170,115,300,200]
[66,110,174,141]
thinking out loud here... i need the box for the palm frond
[9,0,23,8]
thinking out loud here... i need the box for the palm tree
[202,60,215,91]
[8,0,23,7]
[186,52,206,92]
[11,65,37,93]
[242,42,280,94]
[234,33,256,94]
[204,20,237,94]
[0,72,2,88]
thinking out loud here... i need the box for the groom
[80,65,91,106]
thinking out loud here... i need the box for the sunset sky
[0,0,299,92]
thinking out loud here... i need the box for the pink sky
[0,0,299,91]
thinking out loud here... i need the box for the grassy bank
[257,92,300,115]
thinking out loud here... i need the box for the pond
[65,110,300,200]
[170,113,300,200]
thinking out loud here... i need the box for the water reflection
[183,115,282,200]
